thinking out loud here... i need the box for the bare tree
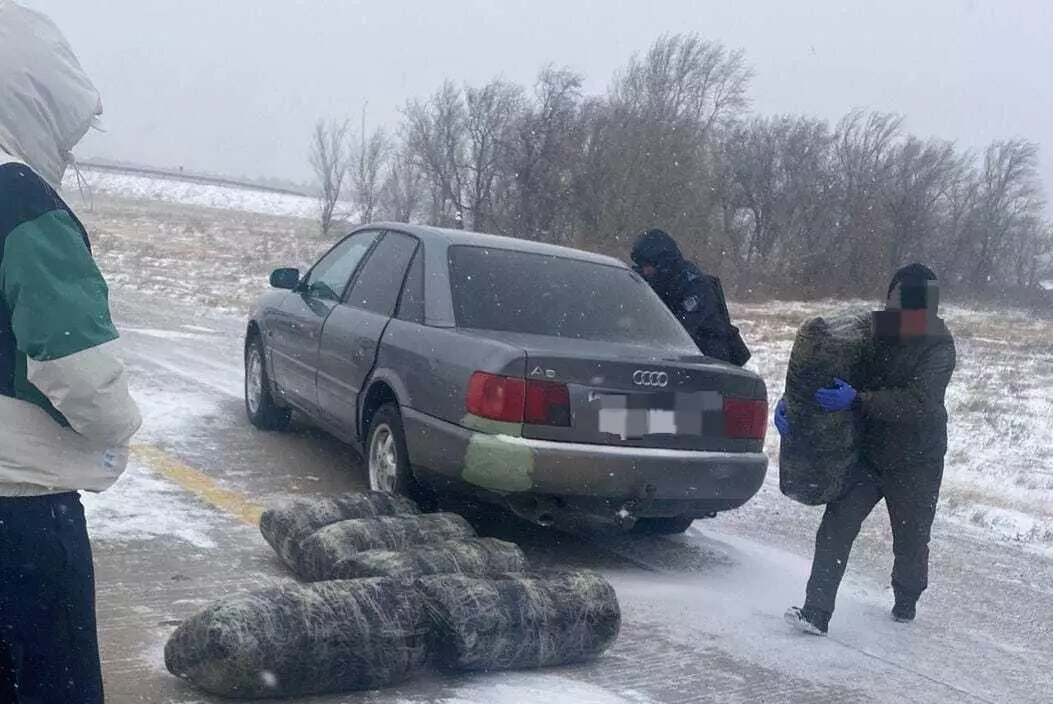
[965,139,1043,290]
[722,115,835,294]
[309,119,351,236]
[403,81,468,227]
[377,144,426,222]
[350,127,393,224]
[404,78,524,231]
[507,66,585,241]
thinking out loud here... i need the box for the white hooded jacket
[0,1,141,497]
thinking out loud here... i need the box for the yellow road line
[131,444,262,526]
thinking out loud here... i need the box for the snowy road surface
[86,294,1052,704]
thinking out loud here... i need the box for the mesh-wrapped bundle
[779,310,871,505]
[320,538,528,581]
[416,570,621,672]
[259,492,419,574]
[298,513,477,582]
[163,579,428,699]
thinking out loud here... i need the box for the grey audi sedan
[245,223,768,534]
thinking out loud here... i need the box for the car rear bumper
[402,409,768,509]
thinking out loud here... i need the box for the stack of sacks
[259,491,526,582]
[164,491,621,699]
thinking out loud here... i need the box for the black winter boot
[891,598,917,623]
[785,605,831,635]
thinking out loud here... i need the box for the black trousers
[0,492,104,704]
[805,460,944,615]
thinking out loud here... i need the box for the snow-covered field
[64,167,321,219]
[63,176,1053,554]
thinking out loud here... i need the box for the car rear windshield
[448,245,696,346]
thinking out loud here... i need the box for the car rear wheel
[366,404,427,504]
[245,335,291,431]
[632,516,695,535]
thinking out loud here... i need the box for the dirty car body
[245,224,768,532]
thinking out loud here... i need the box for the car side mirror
[269,267,301,290]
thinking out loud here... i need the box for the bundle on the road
[779,310,871,505]
[259,492,420,573]
[297,513,477,582]
[163,579,428,699]
[319,537,528,581]
[416,570,621,672]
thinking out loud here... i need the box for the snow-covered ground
[64,167,321,219]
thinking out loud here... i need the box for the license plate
[589,391,720,439]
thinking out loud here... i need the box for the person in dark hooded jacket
[777,263,956,635]
[630,229,750,366]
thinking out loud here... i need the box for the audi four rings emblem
[632,370,669,387]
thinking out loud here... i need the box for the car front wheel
[245,335,291,431]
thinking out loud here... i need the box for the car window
[395,248,426,323]
[304,231,380,302]
[448,245,697,346]
[345,232,419,316]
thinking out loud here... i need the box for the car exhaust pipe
[508,496,563,528]
[614,502,638,531]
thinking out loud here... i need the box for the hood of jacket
[0,1,102,187]
[631,229,688,298]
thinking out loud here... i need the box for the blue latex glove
[774,398,790,435]
[815,378,857,412]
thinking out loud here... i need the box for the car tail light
[466,372,571,427]
[467,372,526,423]
[524,380,571,427]
[723,397,768,439]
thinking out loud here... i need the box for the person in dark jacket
[630,229,750,366]
[776,263,956,635]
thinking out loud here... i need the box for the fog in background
[27,0,1053,190]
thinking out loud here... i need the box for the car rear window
[448,245,696,345]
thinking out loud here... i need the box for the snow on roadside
[424,674,654,704]
[81,380,231,549]
[65,168,319,219]
[82,459,218,548]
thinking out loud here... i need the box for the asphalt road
[88,293,1053,704]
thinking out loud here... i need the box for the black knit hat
[887,263,938,299]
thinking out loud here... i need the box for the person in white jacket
[0,3,142,701]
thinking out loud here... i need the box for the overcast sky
[26,0,1053,190]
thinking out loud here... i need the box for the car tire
[245,335,292,431]
[366,404,430,506]
[632,516,695,536]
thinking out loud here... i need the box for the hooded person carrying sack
[775,264,956,636]
[0,3,142,701]
[630,229,751,366]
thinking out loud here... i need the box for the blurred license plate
[592,391,716,438]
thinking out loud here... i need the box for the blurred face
[877,282,938,338]
[632,262,657,280]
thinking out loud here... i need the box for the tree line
[310,33,1052,302]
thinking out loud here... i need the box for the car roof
[364,222,627,269]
